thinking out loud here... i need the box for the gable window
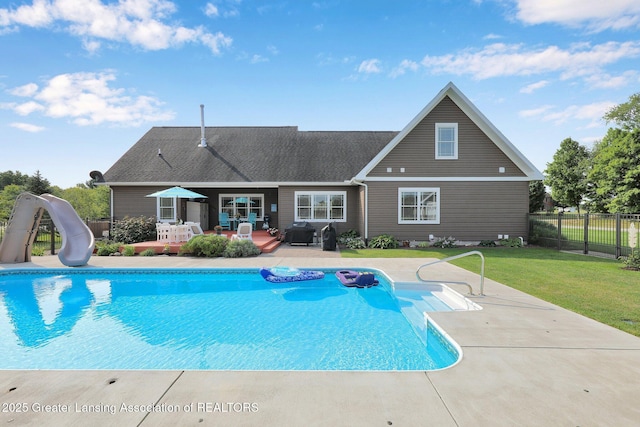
[435,123,458,159]
[398,188,440,224]
[295,191,346,222]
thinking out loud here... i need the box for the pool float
[260,267,325,283]
[335,270,378,288]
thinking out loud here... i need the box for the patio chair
[248,212,257,230]
[156,223,172,242]
[231,223,253,241]
[185,221,204,238]
[218,212,231,230]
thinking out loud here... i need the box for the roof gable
[354,82,544,180]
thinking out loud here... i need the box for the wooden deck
[129,230,281,254]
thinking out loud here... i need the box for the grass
[341,246,640,337]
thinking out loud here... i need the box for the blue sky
[1,0,639,188]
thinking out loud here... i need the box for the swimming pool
[0,268,461,371]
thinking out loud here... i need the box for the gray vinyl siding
[366,181,529,241]
[369,96,525,178]
[111,186,160,220]
[278,186,361,236]
[111,186,279,230]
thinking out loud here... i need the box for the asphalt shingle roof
[103,127,398,184]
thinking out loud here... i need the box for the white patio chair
[231,222,253,241]
[156,223,172,242]
[185,221,204,238]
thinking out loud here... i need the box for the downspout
[350,179,368,240]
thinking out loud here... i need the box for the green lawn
[341,247,640,337]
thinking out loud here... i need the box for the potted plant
[214,225,223,235]
[267,227,279,237]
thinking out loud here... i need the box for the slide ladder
[0,192,95,267]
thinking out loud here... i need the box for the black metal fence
[529,213,640,259]
[0,219,110,255]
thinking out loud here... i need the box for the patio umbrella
[227,197,254,205]
[145,187,207,199]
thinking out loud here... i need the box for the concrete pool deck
[1,252,639,426]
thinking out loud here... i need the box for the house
[100,82,544,242]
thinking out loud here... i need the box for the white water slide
[0,192,95,267]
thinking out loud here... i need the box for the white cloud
[515,0,640,31]
[389,59,419,78]
[204,3,219,17]
[6,71,175,126]
[0,0,232,54]
[10,122,45,132]
[358,59,382,74]
[9,82,39,97]
[519,101,615,127]
[584,70,640,89]
[250,54,267,63]
[420,41,640,81]
[520,80,549,94]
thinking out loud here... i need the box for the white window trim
[398,187,440,224]
[435,123,458,160]
[157,197,177,223]
[219,194,265,220]
[294,190,347,222]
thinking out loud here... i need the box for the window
[295,191,346,222]
[219,194,264,219]
[158,197,176,222]
[398,188,440,224]
[435,123,458,159]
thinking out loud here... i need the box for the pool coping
[1,255,640,426]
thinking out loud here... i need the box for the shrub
[121,245,136,256]
[337,229,360,244]
[111,216,157,244]
[223,239,261,258]
[343,237,366,249]
[499,237,523,247]
[31,246,45,256]
[139,248,156,256]
[619,249,640,270]
[95,240,121,256]
[368,234,398,249]
[432,236,457,248]
[479,239,497,247]
[180,235,228,257]
[529,219,564,244]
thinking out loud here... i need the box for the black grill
[284,222,315,245]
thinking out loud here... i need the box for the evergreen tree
[25,170,51,195]
[529,180,545,213]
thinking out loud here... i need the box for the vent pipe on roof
[199,104,207,147]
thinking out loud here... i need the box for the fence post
[50,221,56,255]
[557,212,563,251]
[616,213,622,259]
[583,213,589,255]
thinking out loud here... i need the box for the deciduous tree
[544,138,589,214]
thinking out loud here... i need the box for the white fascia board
[106,181,355,188]
[355,82,544,181]
[362,176,534,182]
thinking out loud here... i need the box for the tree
[529,180,545,213]
[544,138,590,214]
[604,92,640,131]
[0,170,28,191]
[25,170,51,195]
[587,128,640,213]
[0,184,24,221]
[61,185,110,219]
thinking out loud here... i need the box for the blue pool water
[0,269,459,371]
